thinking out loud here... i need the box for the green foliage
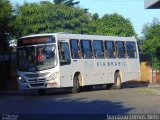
[143,18,160,40]
[92,13,99,21]
[0,0,13,50]
[12,2,91,37]
[141,18,160,69]
[10,1,135,39]
[53,0,80,6]
[54,0,65,4]
[94,13,135,37]
[0,0,13,29]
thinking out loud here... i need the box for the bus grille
[24,72,49,78]
[28,78,46,82]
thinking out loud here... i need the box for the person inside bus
[71,48,82,59]
[102,51,106,58]
[113,50,117,58]
[59,44,65,60]
[77,42,82,58]
[77,49,82,58]
[36,47,45,64]
[59,43,71,64]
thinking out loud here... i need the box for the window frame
[58,41,71,66]
[70,39,81,59]
[105,40,116,59]
[80,39,93,59]
[116,41,127,58]
[126,41,137,58]
[93,40,104,59]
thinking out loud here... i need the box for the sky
[10,0,160,36]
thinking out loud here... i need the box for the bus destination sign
[23,37,48,44]
[18,36,55,46]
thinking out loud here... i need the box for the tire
[71,75,80,94]
[112,73,121,89]
[38,89,46,95]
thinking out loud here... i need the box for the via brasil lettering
[97,61,126,67]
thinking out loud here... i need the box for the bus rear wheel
[112,73,121,89]
[71,75,80,94]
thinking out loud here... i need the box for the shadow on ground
[0,80,150,97]
[0,92,133,120]
[122,80,149,88]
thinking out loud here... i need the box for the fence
[140,54,160,84]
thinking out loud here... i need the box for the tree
[94,13,135,37]
[92,13,99,21]
[12,2,136,39]
[53,0,80,6]
[12,2,91,37]
[141,18,160,69]
[0,0,13,51]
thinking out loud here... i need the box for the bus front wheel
[113,73,121,89]
[71,75,80,94]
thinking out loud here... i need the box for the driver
[36,47,45,63]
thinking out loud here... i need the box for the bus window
[93,40,104,58]
[59,42,71,65]
[105,41,115,58]
[81,40,93,59]
[116,41,126,58]
[70,39,81,59]
[126,42,137,58]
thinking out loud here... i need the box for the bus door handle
[73,60,77,62]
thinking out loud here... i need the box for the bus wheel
[71,75,80,94]
[113,73,121,89]
[38,89,46,95]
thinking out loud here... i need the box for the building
[145,0,160,9]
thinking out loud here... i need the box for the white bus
[17,33,140,94]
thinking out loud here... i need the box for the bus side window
[126,42,137,58]
[93,40,104,58]
[105,41,116,58]
[81,40,93,59]
[70,39,81,59]
[116,41,126,58]
[58,42,71,65]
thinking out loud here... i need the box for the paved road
[0,87,160,120]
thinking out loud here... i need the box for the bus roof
[20,33,136,42]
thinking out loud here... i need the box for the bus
[17,33,140,94]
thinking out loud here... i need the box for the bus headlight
[48,72,59,81]
[18,76,26,82]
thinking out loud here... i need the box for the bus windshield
[17,44,57,71]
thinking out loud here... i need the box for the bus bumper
[18,81,59,91]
